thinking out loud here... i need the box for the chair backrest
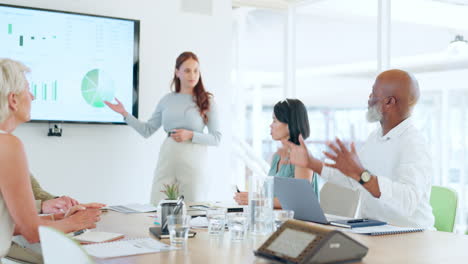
[320,182,360,218]
[39,226,95,264]
[430,186,458,232]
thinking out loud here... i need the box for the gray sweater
[125,92,221,146]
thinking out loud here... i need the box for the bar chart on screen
[0,4,137,123]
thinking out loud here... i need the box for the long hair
[273,99,310,145]
[171,51,212,123]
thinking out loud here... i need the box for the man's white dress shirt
[321,118,435,229]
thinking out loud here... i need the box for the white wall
[1,0,233,204]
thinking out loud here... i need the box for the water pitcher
[248,175,274,235]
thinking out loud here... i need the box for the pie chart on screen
[81,69,115,108]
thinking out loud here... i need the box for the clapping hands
[323,138,364,181]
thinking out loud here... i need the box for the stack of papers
[103,204,157,214]
[190,216,209,228]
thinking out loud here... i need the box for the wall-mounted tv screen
[0,4,139,124]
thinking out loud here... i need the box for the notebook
[330,219,387,229]
[82,237,177,258]
[73,231,124,244]
[346,225,424,236]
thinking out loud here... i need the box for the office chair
[430,185,458,232]
[320,182,360,218]
[39,226,95,264]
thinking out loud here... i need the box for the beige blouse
[0,130,15,257]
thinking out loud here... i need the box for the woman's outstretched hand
[104,98,128,117]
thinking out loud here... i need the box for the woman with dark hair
[234,99,318,207]
[106,51,221,204]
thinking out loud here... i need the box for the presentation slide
[0,5,137,123]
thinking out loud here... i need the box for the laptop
[274,177,351,224]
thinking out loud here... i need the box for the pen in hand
[72,229,88,236]
[236,185,240,193]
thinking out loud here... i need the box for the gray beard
[366,104,383,123]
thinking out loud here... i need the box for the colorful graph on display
[0,4,138,123]
[31,80,58,101]
[6,23,57,47]
[81,69,115,108]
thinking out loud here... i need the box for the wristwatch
[359,170,371,185]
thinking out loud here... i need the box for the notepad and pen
[330,218,424,235]
[330,218,387,228]
[72,230,125,244]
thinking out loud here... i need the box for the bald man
[288,69,435,229]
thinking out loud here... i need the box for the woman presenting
[105,51,221,204]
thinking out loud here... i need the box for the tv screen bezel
[0,3,140,125]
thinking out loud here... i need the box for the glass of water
[227,212,248,241]
[167,215,191,245]
[206,208,226,237]
[273,210,294,230]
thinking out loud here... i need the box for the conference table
[95,211,468,264]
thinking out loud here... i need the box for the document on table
[83,237,178,258]
[103,204,157,213]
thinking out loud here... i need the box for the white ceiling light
[447,35,468,57]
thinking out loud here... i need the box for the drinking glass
[167,215,191,245]
[227,212,248,241]
[206,208,226,237]
[248,176,274,235]
[274,210,294,230]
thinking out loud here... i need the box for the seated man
[288,69,434,229]
[31,173,79,214]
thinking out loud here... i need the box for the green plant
[160,181,180,200]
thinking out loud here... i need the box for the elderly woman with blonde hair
[0,58,102,261]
